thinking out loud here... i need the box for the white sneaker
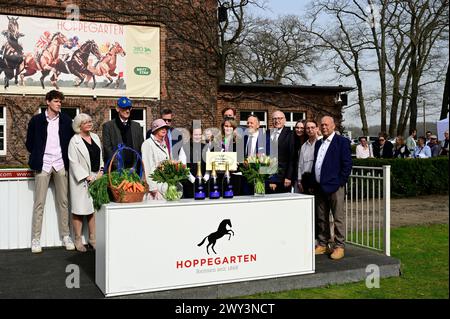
[62,236,75,251]
[31,239,42,253]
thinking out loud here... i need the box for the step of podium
[0,244,400,299]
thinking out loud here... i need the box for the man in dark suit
[102,97,144,169]
[312,116,352,260]
[26,90,75,253]
[267,110,293,193]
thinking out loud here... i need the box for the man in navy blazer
[26,90,75,254]
[312,116,352,260]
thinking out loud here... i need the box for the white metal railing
[345,165,391,256]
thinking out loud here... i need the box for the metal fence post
[383,165,391,256]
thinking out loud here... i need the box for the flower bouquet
[239,154,278,196]
[150,160,190,201]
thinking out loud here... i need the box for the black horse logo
[197,219,234,255]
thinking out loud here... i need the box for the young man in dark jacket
[26,90,75,253]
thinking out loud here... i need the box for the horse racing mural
[0,15,160,98]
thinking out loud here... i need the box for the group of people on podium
[26,91,352,260]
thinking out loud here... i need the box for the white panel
[96,194,315,296]
[0,182,10,249]
[0,170,68,249]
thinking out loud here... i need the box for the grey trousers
[316,186,346,248]
[32,168,70,240]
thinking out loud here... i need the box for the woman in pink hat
[141,119,170,199]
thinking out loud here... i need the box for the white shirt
[247,131,259,157]
[298,138,317,181]
[271,128,283,142]
[42,111,64,173]
[356,144,373,159]
[315,131,335,183]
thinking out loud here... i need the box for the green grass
[242,224,449,299]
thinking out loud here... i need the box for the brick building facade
[0,0,351,167]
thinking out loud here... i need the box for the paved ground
[390,195,448,228]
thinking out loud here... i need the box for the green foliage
[150,160,190,185]
[88,174,110,210]
[109,168,141,186]
[89,168,144,210]
[352,157,448,197]
[239,154,278,184]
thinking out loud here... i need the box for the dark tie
[165,135,171,159]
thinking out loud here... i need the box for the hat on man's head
[117,96,132,109]
[430,135,437,139]
[151,119,169,133]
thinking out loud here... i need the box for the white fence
[345,165,391,256]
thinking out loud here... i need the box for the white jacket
[68,133,104,215]
[142,135,170,193]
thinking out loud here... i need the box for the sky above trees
[248,0,448,131]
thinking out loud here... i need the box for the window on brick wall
[283,112,306,129]
[0,106,6,156]
[239,111,267,129]
[109,108,146,137]
[40,107,79,120]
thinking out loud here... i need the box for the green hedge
[352,157,449,197]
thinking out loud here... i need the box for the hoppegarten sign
[96,194,315,297]
[0,15,160,99]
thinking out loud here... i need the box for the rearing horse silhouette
[197,219,234,255]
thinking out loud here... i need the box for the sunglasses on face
[163,118,172,122]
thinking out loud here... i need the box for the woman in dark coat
[393,136,411,158]
[178,125,208,198]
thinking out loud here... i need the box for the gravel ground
[390,194,449,228]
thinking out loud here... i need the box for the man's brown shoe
[330,247,345,260]
[315,245,327,255]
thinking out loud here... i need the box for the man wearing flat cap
[102,97,144,169]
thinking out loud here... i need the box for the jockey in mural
[34,31,51,62]
[34,31,52,57]
[60,35,79,62]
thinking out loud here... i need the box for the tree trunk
[440,63,449,120]
[355,77,369,136]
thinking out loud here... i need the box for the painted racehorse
[19,32,68,89]
[197,219,234,255]
[86,41,126,87]
[52,40,102,89]
[0,16,24,89]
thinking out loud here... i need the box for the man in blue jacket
[312,116,352,260]
[26,90,75,253]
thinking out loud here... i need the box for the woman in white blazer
[142,119,170,199]
[68,113,104,252]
